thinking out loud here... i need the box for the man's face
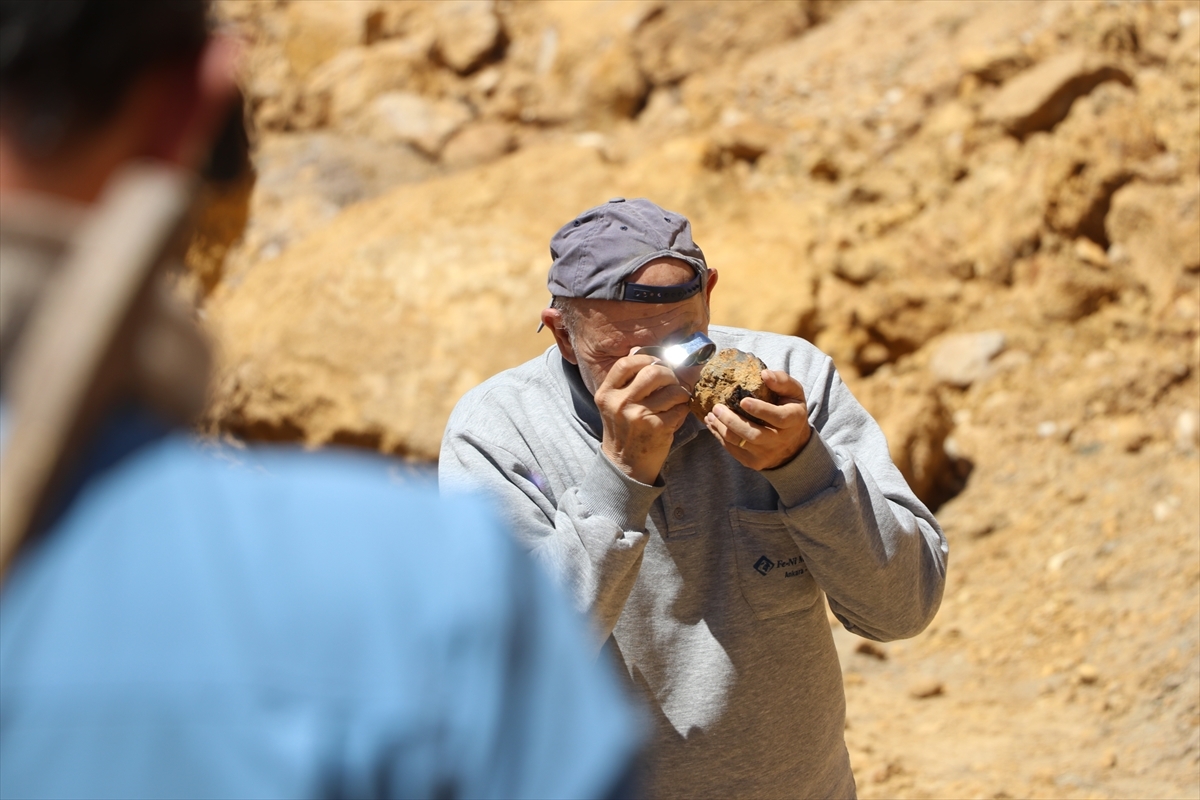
[548,257,717,396]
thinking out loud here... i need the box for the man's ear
[540,308,578,364]
[704,268,719,302]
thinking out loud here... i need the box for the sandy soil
[837,330,1199,799]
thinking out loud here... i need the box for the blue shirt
[0,412,641,799]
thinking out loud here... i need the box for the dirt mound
[192,1,1199,796]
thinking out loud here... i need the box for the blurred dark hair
[0,0,209,155]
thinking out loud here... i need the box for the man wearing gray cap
[440,198,948,799]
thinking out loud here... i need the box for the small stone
[1077,663,1100,684]
[908,679,944,699]
[1073,237,1110,268]
[1153,496,1181,523]
[929,331,1007,388]
[858,341,891,369]
[872,762,903,784]
[1083,349,1117,370]
[1107,243,1131,267]
[1101,749,1118,768]
[1047,547,1077,572]
[1109,416,1152,452]
[690,349,778,423]
[959,43,1032,83]
[1176,411,1199,451]
[855,641,888,661]
[942,434,962,461]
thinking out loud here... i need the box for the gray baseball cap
[547,197,708,303]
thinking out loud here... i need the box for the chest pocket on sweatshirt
[728,508,820,620]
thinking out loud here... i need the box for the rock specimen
[690,348,777,424]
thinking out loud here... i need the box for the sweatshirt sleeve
[440,416,660,647]
[759,356,948,642]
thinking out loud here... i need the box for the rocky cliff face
[192,1,1198,796]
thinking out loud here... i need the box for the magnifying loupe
[638,332,717,370]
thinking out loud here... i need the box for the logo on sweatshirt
[754,554,808,578]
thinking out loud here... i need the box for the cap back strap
[622,271,702,303]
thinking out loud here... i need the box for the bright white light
[663,344,689,366]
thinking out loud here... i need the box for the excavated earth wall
[191,2,1199,797]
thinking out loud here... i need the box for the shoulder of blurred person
[0,413,642,799]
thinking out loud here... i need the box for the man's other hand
[704,370,812,471]
[596,350,691,485]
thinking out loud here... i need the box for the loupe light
[640,332,717,369]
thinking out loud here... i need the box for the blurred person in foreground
[441,198,948,799]
[0,2,642,798]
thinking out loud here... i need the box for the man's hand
[704,370,811,471]
[596,349,692,485]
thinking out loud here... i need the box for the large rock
[205,148,589,457]
[432,0,502,74]
[229,132,435,269]
[1020,246,1122,323]
[632,0,819,85]
[902,136,1046,285]
[981,50,1132,137]
[1040,83,1162,245]
[283,0,372,79]
[202,133,827,457]
[850,372,964,511]
[359,92,475,157]
[488,1,654,126]
[1107,178,1200,315]
[303,40,439,129]
[815,277,960,376]
[203,142,685,457]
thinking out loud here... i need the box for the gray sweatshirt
[440,325,947,799]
